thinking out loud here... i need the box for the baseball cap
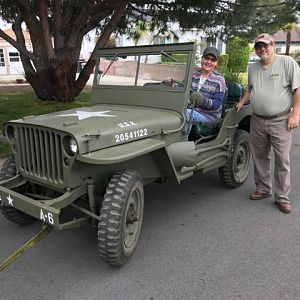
[254,33,274,46]
[202,47,220,60]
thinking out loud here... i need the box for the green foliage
[161,54,188,64]
[291,50,300,65]
[226,37,251,72]
[217,54,229,74]
[224,70,245,85]
[0,91,90,157]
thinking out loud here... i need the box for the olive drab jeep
[0,43,251,266]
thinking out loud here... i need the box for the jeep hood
[9,104,183,153]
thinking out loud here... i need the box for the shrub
[226,37,251,72]
[291,49,300,65]
[224,69,245,85]
[217,53,229,74]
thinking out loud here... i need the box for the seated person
[187,47,226,131]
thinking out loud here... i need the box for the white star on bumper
[7,195,14,206]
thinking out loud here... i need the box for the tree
[0,0,299,102]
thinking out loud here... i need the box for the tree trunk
[285,31,291,56]
[23,57,78,102]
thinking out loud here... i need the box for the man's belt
[254,110,290,119]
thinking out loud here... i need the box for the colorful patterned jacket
[190,69,226,120]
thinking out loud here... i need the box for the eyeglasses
[202,56,217,63]
[254,42,272,50]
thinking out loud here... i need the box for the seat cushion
[189,123,219,137]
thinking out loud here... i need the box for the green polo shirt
[248,55,300,116]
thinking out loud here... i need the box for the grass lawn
[0,91,91,157]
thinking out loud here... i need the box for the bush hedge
[226,37,251,73]
[217,53,229,74]
[291,49,300,65]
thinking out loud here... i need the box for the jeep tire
[98,170,144,266]
[219,129,251,188]
[0,156,36,225]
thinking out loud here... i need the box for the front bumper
[0,175,89,229]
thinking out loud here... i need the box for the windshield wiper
[161,51,179,62]
[102,54,118,77]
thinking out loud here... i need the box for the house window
[9,52,20,62]
[153,33,179,45]
[0,49,5,67]
[153,36,167,44]
[276,47,282,53]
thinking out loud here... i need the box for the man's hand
[288,113,300,130]
[236,89,250,113]
[236,101,244,113]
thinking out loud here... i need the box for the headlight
[69,138,78,154]
[6,125,16,143]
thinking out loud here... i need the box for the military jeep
[0,43,251,266]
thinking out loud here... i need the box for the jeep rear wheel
[219,129,250,188]
[98,170,144,266]
[0,156,36,225]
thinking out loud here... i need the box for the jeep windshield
[91,43,196,114]
[95,46,190,89]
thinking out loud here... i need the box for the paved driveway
[0,128,300,300]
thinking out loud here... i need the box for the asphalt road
[1,129,300,300]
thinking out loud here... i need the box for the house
[0,28,32,75]
[272,26,300,54]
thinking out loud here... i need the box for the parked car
[247,55,260,69]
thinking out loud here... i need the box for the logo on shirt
[269,73,279,80]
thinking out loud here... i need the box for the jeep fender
[77,138,179,183]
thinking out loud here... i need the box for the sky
[0,18,11,30]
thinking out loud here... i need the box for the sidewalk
[0,74,26,83]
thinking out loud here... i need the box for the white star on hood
[59,110,116,120]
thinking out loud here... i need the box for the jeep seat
[189,83,244,140]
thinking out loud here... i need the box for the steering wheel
[162,79,183,87]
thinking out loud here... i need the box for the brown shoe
[250,191,272,200]
[275,202,292,214]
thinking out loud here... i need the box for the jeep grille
[16,125,64,183]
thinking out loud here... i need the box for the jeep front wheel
[219,129,251,188]
[98,170,144,266]
[0,156,36,225]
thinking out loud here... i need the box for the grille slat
[16,126,63,183]
[34,129,41,176]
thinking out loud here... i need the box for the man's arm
[236,88,251,113]
[288,87,300,130]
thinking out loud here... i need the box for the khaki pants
[250,114,293,203]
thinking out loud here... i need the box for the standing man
[236,33,300,213]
